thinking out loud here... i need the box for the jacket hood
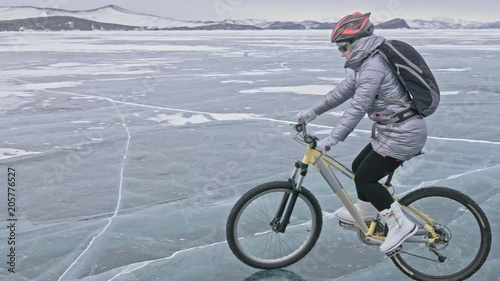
[344,34,386,71]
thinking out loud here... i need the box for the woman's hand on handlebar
[316,136,338,154]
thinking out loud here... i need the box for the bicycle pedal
[385,246,402,257]
[339,221,357,230]
[339,221,354,227]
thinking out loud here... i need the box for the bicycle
[226,123,491,281]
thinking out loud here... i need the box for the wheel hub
[270,217,281,232]
[430,224,452,250]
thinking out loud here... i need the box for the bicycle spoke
[241,211,272,227]
[277,235,295,254]
[284,232,307,248]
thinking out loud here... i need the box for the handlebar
[293,123,330,152]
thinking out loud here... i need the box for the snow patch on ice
[300,69,328,72]
[220,80,255,84]
[70,96,96,100]
[49,62,87,68]
[240,85,332,95]
[441,91,461,95]
[148,113,211,126]
[317,77,347,83]
[3,62,158,78]
[434,68,471,72]
[198,73,233,78]
[20,81,83,90]
[237,69,286,76]
[147,112,259,126]
[0,148,41,160]
[210,113,258,121]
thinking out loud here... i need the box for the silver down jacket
[312,34,427,161]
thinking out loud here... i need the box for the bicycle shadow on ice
[242,269,307,281]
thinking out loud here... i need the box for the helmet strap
[350,39,359,50]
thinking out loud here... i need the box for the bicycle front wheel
[393,187,491,281]
[226,181,323,269]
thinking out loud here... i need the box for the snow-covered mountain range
[0,5,207,29]
[0,5,498,31]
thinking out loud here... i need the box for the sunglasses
[337,43,350,53]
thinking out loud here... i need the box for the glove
[317,135,339,154]
[294,108,317,124]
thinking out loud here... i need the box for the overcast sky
[1,0,499,22]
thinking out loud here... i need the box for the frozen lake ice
[0,29,499,281]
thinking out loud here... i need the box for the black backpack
[375,40,440,117]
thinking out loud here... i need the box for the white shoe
[335,200,379,225]
[379,201,418,254]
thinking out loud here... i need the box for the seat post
[384,171,394,187]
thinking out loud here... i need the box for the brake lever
[292,123,304,133]
[293,123,328,151]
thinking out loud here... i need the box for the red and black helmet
[331,12,374,43]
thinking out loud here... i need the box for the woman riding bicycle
[294,12,427,254]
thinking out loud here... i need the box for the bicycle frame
[227,124,492,281]
[291,145,439,245]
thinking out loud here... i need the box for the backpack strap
[371,108,420,138]
[373,42,413,108]
[384,108,420,123]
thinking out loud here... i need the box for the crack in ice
[107,241,227,281]
[57,103,131,281]
[416,164,500,188]
[398,164,500,197]
[280,62,291,70]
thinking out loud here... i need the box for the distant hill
[0,5,207,29]
[0,5,497,31]
[375,18,410,29]
[166,23,262,31]
[0,16,137,31]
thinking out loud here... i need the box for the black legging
[352,143,403,211]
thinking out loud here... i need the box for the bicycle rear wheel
[392,187,491,281]
[226,181,322,269]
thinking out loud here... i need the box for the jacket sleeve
[311,73,356,115]
[330,64,385,142]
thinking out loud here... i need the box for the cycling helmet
[331,12,374,43]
